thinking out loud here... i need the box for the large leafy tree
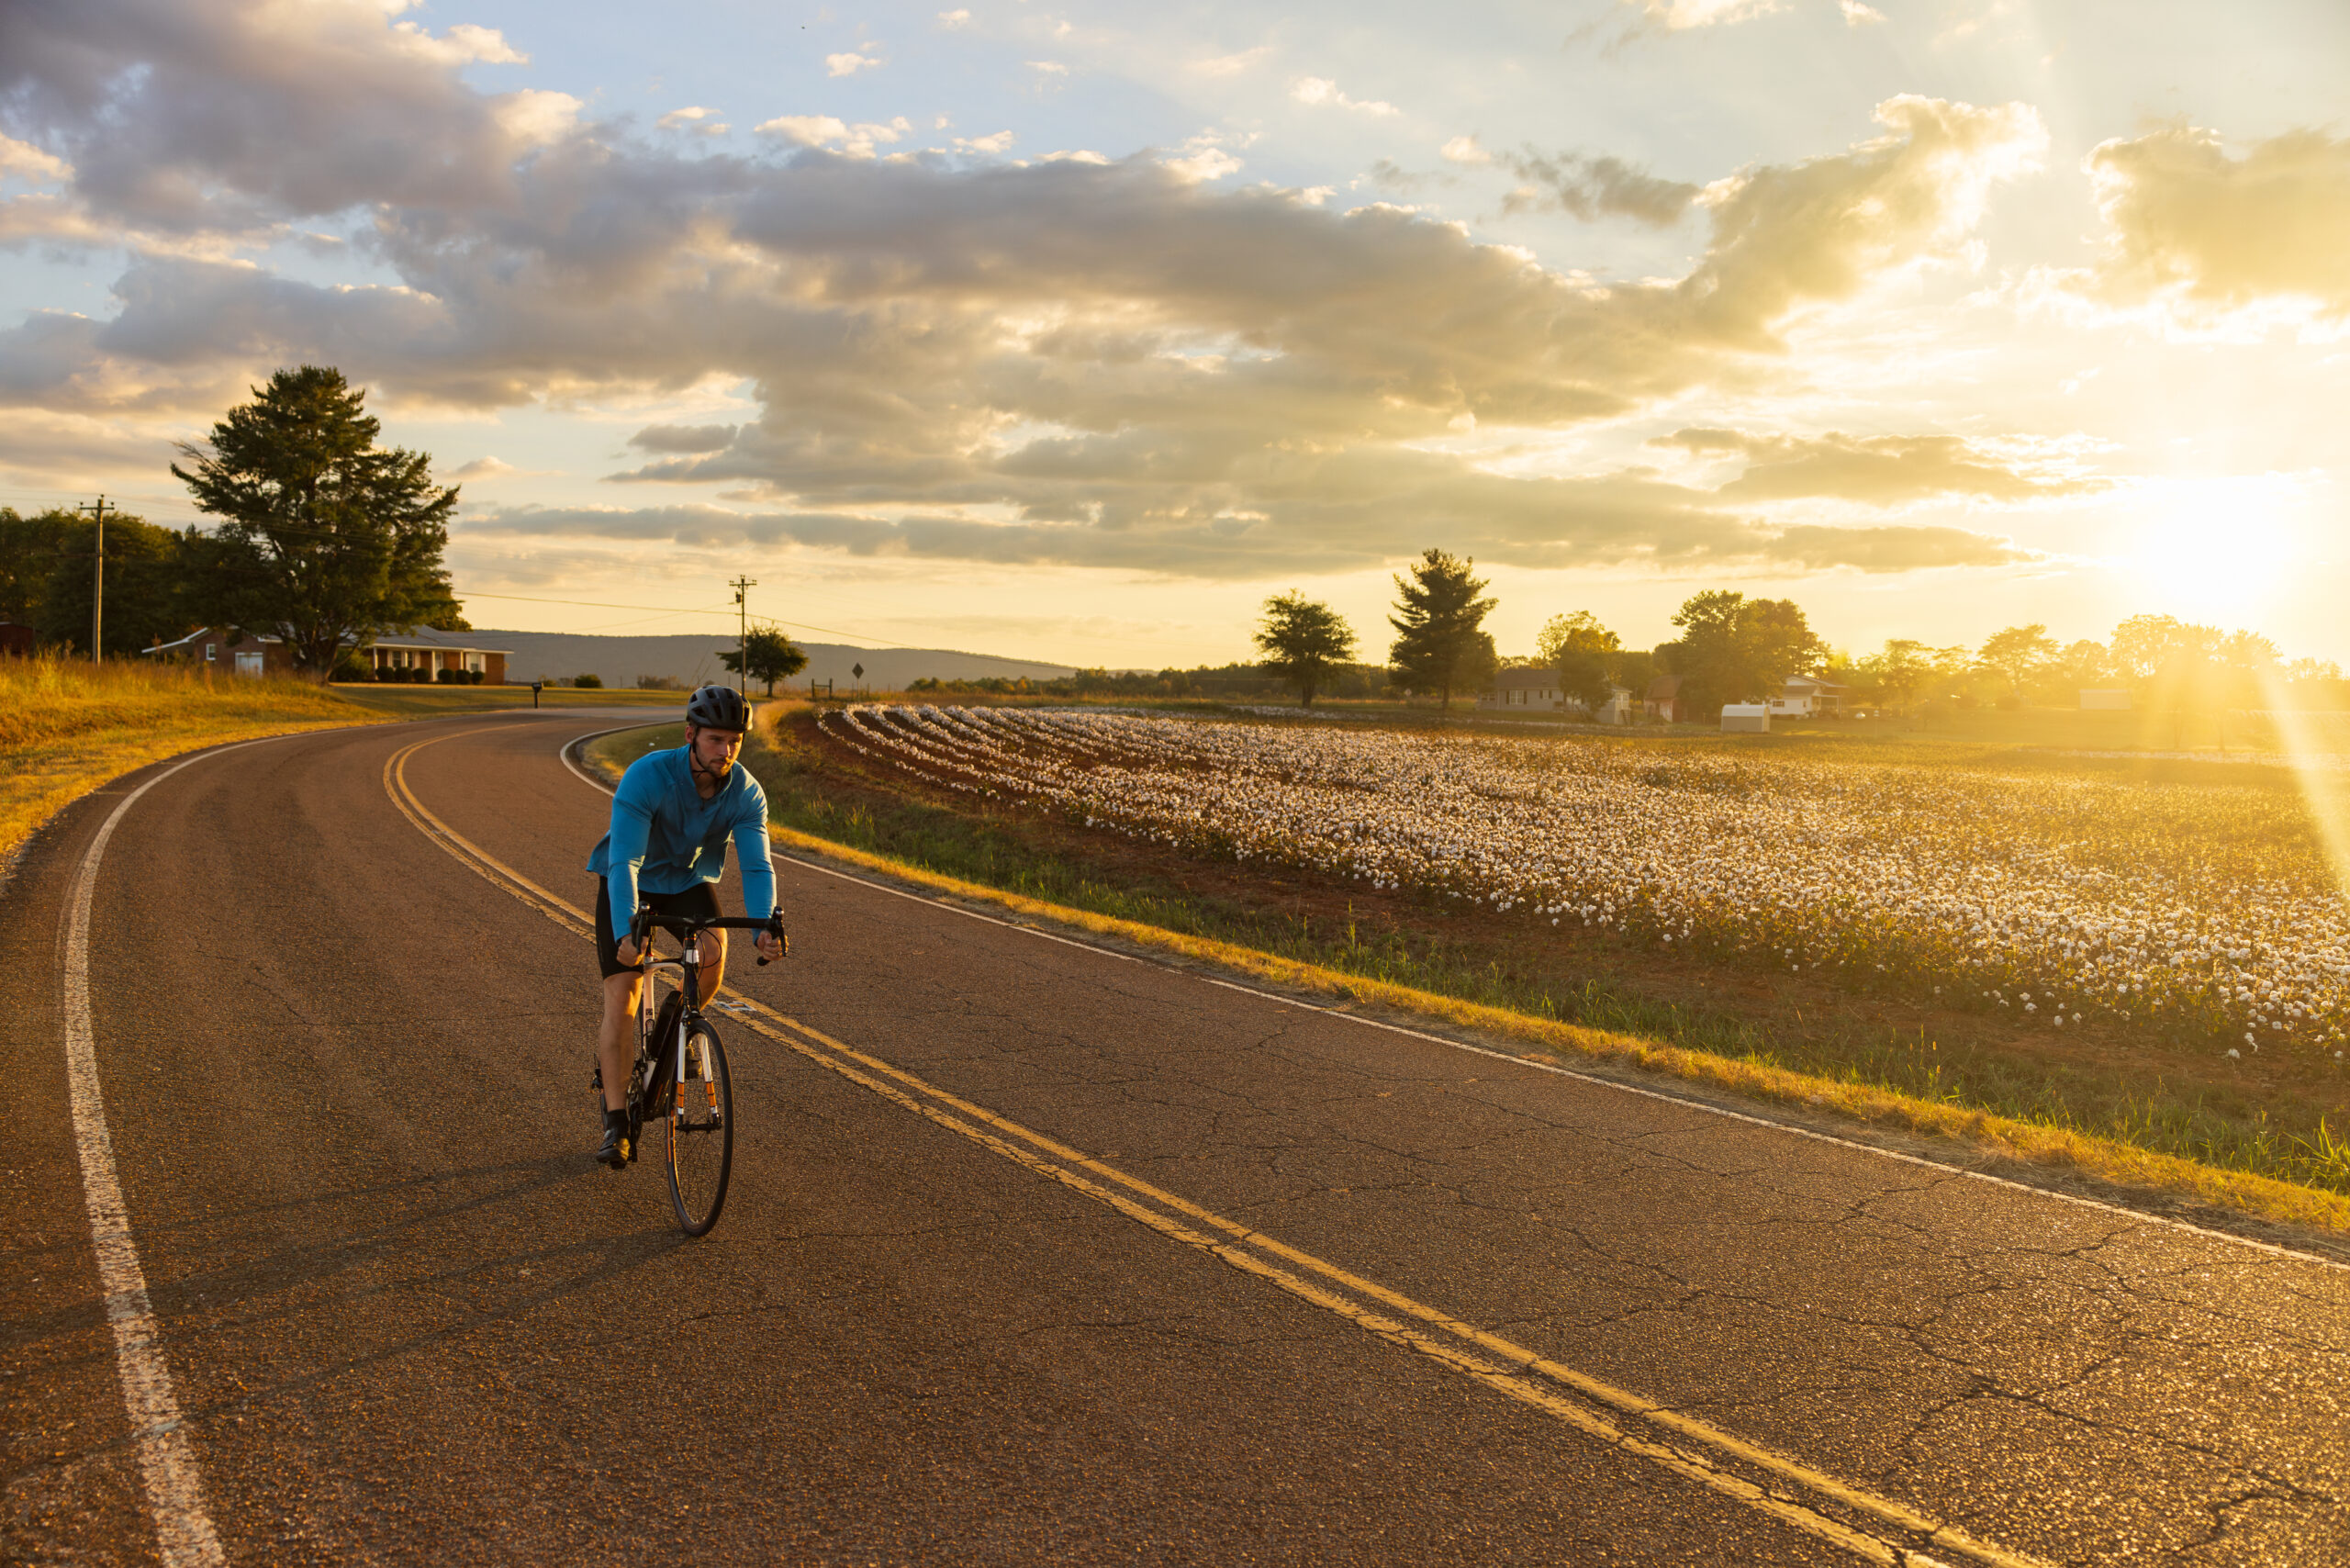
[1975,622,2059,698]
[1254,590,1358,707]
[1658,590,1825,721]
[1388,548,1498,708]
[173,366,463,679]
[35,512,203,657]
[0,508,76,627]
[1534,610,1621,713]
[719,625,810,696]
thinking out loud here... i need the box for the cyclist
[588,683,783,1166]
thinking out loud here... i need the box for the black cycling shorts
[594,877,722,979]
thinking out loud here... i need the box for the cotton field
[822,704,2350,1058]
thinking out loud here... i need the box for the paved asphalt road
[5,714,2347,1565]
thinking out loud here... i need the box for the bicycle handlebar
[631,908,789,965]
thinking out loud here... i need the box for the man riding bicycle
[588,684,783,1166]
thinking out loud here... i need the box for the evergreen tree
[1253,590,1358,707]
[1387,548,1498,708]
[173,365,462,679]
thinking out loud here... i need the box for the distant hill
[472,630,1074,692]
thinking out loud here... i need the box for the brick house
[145,624,509,682]
[362,627,509,683]
[144,625,300,678]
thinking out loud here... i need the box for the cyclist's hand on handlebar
[754,928,783,963]
[616,934,643,967]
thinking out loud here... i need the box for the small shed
[1720,703,1771,734]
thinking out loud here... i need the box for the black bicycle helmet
[685,684,751,731]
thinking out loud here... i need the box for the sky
[3,0,2348,668]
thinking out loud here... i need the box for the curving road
[5,715,2347,1565]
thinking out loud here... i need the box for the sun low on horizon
[3,0,2347,670]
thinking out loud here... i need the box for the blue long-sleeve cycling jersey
[587,746,777,932]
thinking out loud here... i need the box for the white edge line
[64,734,319,1568]
[555,726,2348,1277]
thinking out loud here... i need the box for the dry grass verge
[1,655,371,870]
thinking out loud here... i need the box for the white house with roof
[1769,674,1852,718]
[1480,667,1632,723]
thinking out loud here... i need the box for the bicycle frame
[626,909,785,1122]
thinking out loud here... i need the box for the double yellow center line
[386,731,2048,1568]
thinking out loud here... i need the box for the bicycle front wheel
[665,1020,734,1236]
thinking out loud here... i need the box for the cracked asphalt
[5,715,2348,1564]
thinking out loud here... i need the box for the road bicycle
[593,909,785,1236]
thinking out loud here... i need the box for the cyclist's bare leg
[598,969,643,1112]
[699,928,728,1008]
[597,932,723,1110]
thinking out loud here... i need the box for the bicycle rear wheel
[665,1020,733,1236]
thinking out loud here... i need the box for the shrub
[435,667,459,684]
[575,673,604,689]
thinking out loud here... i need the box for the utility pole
[728,577,757,697]
[77,496,114,665]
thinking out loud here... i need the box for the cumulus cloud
[1840,0,1886,23]
[1651,429,2095,503]
[2077,123,2350,318]
[826,50,884,77]
[0,3,2053,583]
[756,114,911,158]
[1504,151,1699,225]
[391,20,528,67]
[0,0,590,235]
[1439,136,1492,166]
[1291,78,1399,118]
[1161,145,1242,184]
[659,106,730,136]
[0,135,72,184]
[448,455,518,479]
[937,9,972,26]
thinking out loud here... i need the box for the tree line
[1243,554,2344,720]
[1242,551,1834,720]
[4,365,464,677]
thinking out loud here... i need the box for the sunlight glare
[2124,479,2304,623]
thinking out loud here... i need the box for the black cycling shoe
[596,1108,632,1168]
